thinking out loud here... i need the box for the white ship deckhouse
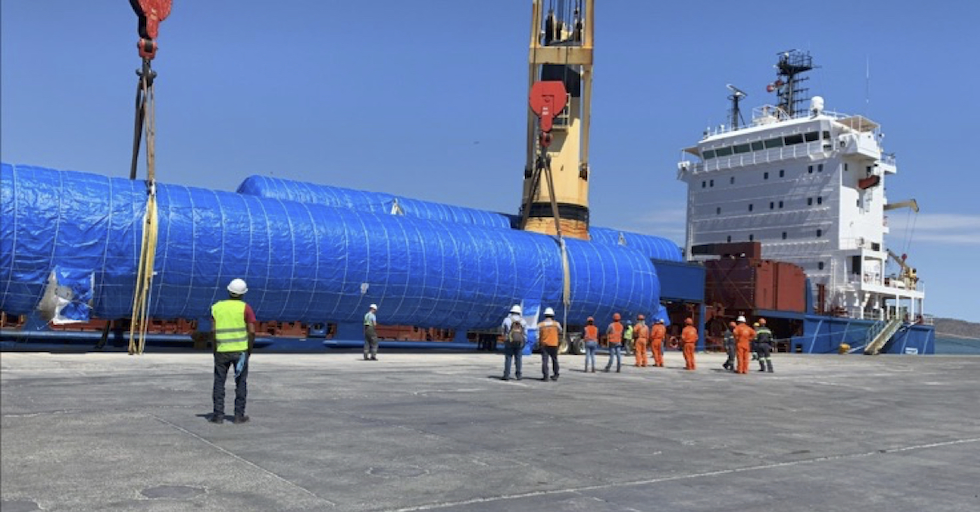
[677,51,924,324]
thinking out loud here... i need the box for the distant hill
[934,318,980,339]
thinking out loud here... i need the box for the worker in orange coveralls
[732,315,756,374]
[650,318,666,367]
[633,314,649,367]
[681,318,698,370]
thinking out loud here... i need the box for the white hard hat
[736,315,746,323]
[544,307,555,317]
[369,303,378,310]
[227,278,248,295]
[656,318,664,323]
[510,304,522,315]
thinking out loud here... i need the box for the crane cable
[128,59,160,355]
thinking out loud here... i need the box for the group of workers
[208,278,777,424]
[500,306,776,381]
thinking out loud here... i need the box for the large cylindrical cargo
[238,175,682,262]
[1,164,661,329]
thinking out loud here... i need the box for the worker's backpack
[508,320,526,346]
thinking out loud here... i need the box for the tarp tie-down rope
[128,57,160,355]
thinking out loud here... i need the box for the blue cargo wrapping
[237,175,682,262]
[1,164,661,329]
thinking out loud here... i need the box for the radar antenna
[726,84,747,130]
[767,50,816,117]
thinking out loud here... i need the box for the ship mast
[770,50,815,117]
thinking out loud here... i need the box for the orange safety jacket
[634,323,649,341]
[733,324,756,347]
[583,325,599,342]
[681,325,698,345]
[651,324,666,342]
[538,321,560,347]
[606,322,623,344]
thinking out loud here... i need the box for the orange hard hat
[685,318,693,325]
[759,318,767,325]
[613,313,621,321]
[587,316,594,323]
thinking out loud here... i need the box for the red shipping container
[774,262,807,312]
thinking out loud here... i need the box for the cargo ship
[677,50,935,354]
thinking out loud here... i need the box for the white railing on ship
[691,141,827,174]
[702,105,861,138]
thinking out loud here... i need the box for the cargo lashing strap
[127,0,170,355]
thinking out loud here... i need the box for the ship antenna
[773,50,816,117]
[726,84,747,130]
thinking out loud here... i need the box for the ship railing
[695,105,861,137]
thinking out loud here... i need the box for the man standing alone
[364,304,379,361]
[210,278,256,425]
[538,307,562,381]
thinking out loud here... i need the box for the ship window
[764,137,784,148]
[818,262,825,270]
[716,207,721,215]
[702,181,706,188]
[817,229,823,237]
[716,146,733,157]
[782,232,787,240]
[844,163,849,171]
[808,198,813,206]
[818,163,824,172]
[785,134,805,145]
[805,131,820,142]
[710,179,715,187]
[730,176,735,184]
[769,202,775,210]
[764,171,769,180]
[872,242,881,251]
[727,236,732,243]
[817,197,823,205]
[751,141,764,151]
[703,149,716,159]
[779,169,785,177]
[779,200,784,208]
[734,143,751,154]
[808,165,814,174]
[748,203,754,212]
[749,234,754,241]
[823,131,831,140]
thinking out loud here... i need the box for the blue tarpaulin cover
[238,175,682,262]
[1,164,661,329]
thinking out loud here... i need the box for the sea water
[934,337,980,355]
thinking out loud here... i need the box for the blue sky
[2,1,978,322]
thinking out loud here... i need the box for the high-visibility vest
[212,300,249,353]
[538,321,560,347]
[583,325,598,341]
[607,322,623,344]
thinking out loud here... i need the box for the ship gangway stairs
[863,318,904,355]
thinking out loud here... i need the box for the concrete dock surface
[2,350,978,512]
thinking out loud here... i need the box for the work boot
[591,368,595,373]
[233,415,250,424]
[209,413,223,424]
[767,360,774,373]
[370,356,378,361]
[550,374,559,381]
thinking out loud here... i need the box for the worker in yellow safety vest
[210,278,256,424]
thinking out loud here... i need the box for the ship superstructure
[678,51,924,326]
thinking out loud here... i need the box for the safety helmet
[227,278,248,296]
[510,304,522,315]
[544,307,555,317]
[586,316,594,324]
[626,320,633,326]
[369,303,378,310]
[637,314,645,321]
[656,318,664,324]
[759,318,767,325]
[736,315,746,323]
[613,313,621,321]
[684,318,693,325]
[753,322,760,328]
